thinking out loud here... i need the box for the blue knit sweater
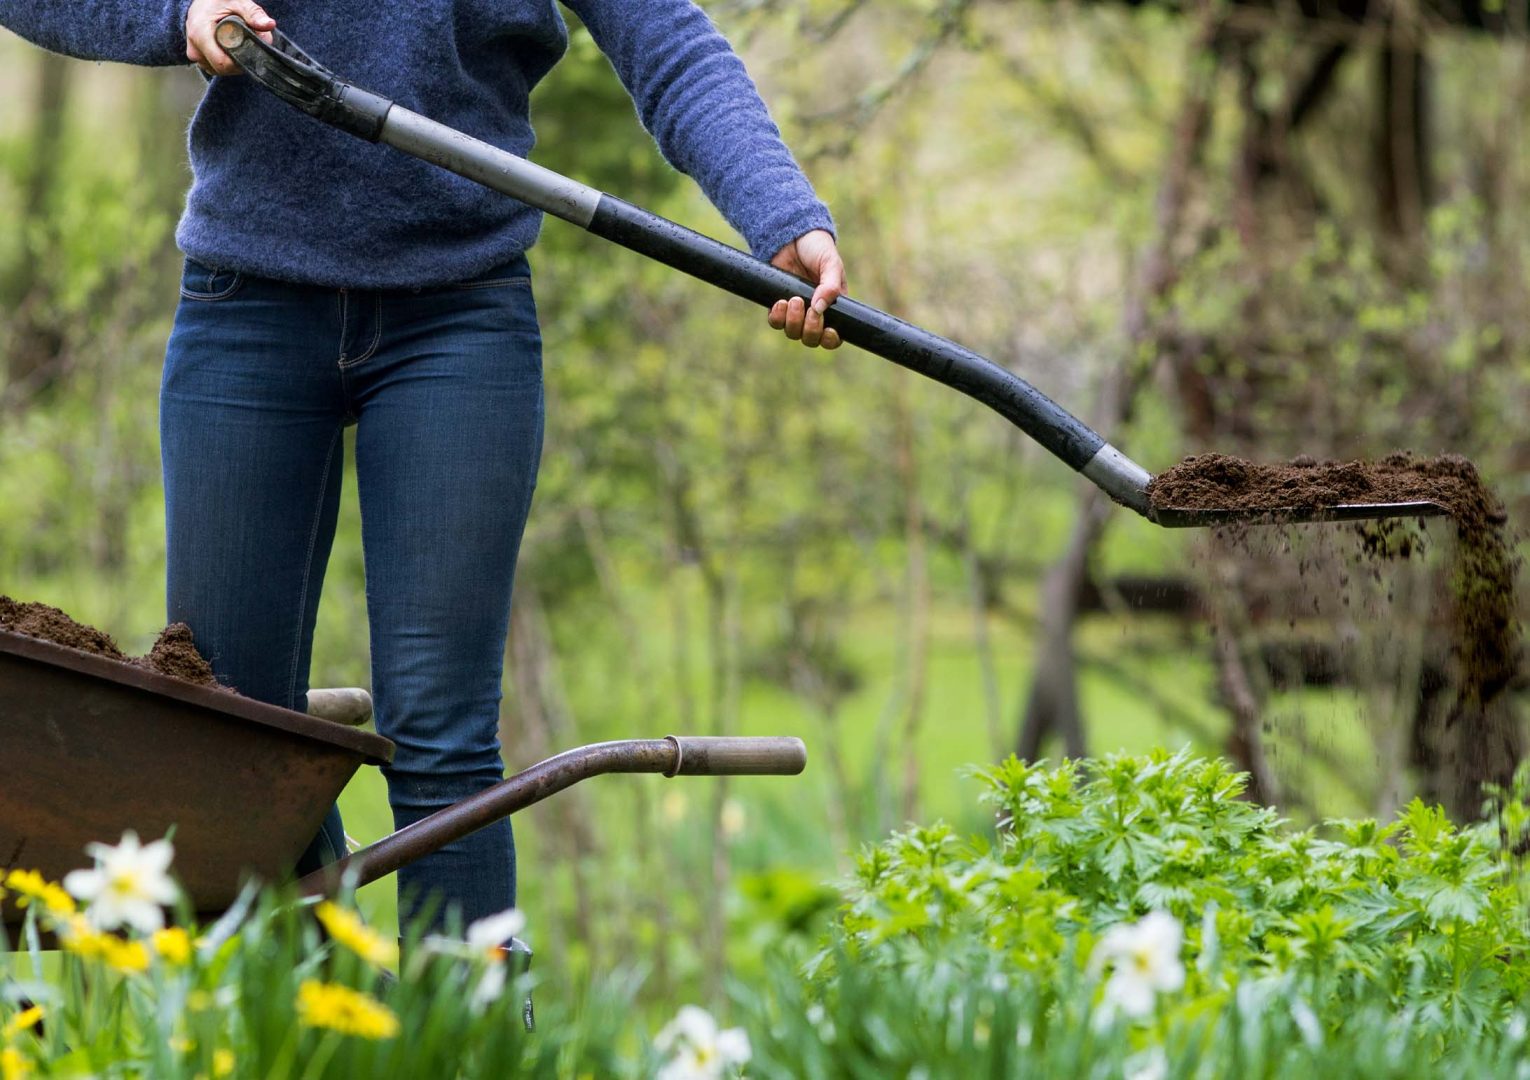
[0,1,834,288]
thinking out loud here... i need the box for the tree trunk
[1016,16,1226,759]
[1375,38,1431,240]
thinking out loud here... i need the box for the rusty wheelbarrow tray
[0,628,805,929]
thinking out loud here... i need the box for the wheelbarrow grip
[296,737,809,897]
[664,735,807,776]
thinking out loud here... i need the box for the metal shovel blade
[1150,500,1452,528]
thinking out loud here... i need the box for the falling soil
[1148,452,1521,816]
[0,595,228,692]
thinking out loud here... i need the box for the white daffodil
[460,908,526,1009]
[1091,911,1186,1019]
[63,831,178,934]
[655,1004,752,1080]
[466,907,526,952]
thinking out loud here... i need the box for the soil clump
[0,595,228,692]
[1148,452,1521,816]
[131,623,223,689]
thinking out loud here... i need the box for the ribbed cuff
[167,0,199,64]
[747,202,837,262]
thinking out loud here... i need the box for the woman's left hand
[768,230,846,350]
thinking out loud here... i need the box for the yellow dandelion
[1,1006,42,1040]
[153,927,193,966]
[58,916,108,961]
[295,979,399,1040]
[59,918,149,974]
[3,870,75,917]
[1,1047,29,1080]
[314,902,397,967]
[213,1048,235,1077]
[101,937,151,974]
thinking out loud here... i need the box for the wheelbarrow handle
[666,735,807,776]
[295,736,806,897]
[212,16,1154,515]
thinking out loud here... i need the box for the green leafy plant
[835,750,1530,1041]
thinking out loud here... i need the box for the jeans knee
[384,759,506,813]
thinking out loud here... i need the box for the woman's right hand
[186,0,276,77]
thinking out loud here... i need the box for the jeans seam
[288,425,342,711]
[450,276,532,291]
[337,291,350,365]
[339,293,383,370]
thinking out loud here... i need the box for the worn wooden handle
[664,735,807,776]
[306,687,374,727]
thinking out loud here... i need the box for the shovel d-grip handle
[295,737,807,897]
[214,16,1153,514]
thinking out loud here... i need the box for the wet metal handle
[294,736,807,897]
[213,16,1154,515]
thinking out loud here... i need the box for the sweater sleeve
[0,0,196,66]
[563,0,834,261]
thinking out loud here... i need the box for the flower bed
[4,751,1529,1077]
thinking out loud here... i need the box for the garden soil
[1149,452,1522,812]
[0,595,226,691]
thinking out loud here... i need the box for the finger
[810,251,846,316]
[768,300,788,331]
[801,305,824,348]
[822,328,842,350]
[784,297,806,341]
[239,1,277,31]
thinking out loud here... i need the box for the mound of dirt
[131,623,222,689]
[0,595,228,692]
[0,595,127,660]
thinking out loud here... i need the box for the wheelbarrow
[210,17,1453,530]
[0,627,805,931]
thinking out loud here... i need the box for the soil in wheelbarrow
[1147,451,1520,815]
[0,595,227,691]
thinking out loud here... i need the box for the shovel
[211,17,1448,530]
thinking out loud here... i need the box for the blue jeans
[161,255,543,936]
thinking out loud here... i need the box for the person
[0,0,845,939]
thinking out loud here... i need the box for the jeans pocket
[180,258,245,302]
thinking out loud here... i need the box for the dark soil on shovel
[1148,452,1522,817]
[0,595,227,691]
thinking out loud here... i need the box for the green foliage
[836,750,1530,1039]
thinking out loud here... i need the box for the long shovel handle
[213,17,1153,513]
